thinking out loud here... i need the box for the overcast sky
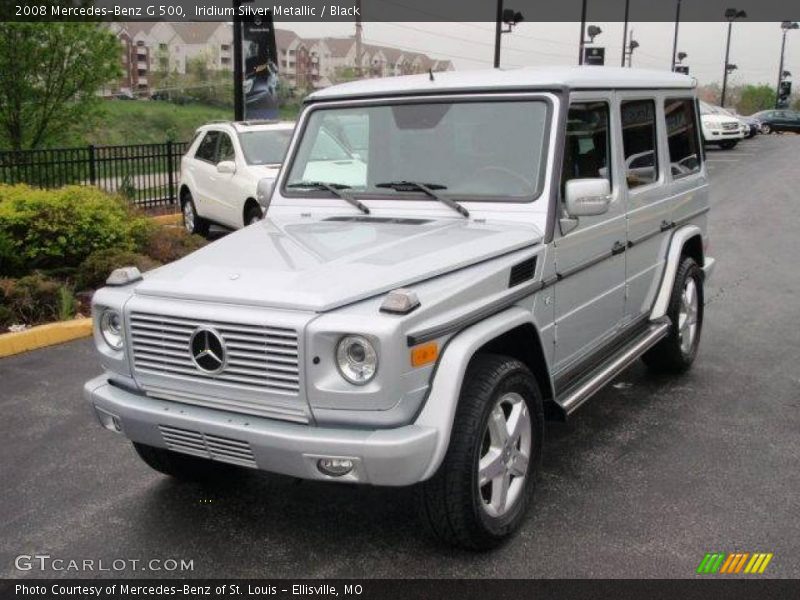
[285,21,800,87]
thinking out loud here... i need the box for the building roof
[308,67,695,101]
[275,29,300,50]
[322,37,356,58]
[170,23,228,45]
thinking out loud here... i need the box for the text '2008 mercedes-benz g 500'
[85,67,715,550]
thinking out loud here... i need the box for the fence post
[88,144,97,186]
[166,140,175,206]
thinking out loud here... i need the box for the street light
[776,21,799,108]
[721,7,746,107]
[493,0,523,68]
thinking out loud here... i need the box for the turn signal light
[411,342,438,367]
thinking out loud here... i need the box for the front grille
[159,425,257,468]
[722,122,738,131]
[129,312,300,395]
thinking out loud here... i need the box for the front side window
[285,100,550,202]
[664,98,701,178]
[621,100,659,188]
[216,133,236,163]
[561,101,611,192]
[194,131,220,162]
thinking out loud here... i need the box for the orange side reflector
[411,342,439,367]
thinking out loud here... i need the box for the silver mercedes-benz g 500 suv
[85,67,714,550]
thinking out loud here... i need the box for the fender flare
[650,225,702,320]
[414,306,541,481]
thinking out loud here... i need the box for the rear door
[206,131,241,228]
[188,130,222,220]
[619,93,670,324]
[552,93,626,375]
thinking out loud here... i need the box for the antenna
[429,68,435,81]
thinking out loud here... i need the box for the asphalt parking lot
[2,135,799,579]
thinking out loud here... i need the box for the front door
[553,94,626,375]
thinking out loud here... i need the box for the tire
[181,191,210,237]
[761,123,772,134]
[418,354,544,551]
[133,442,239,482]
[244,203,263,226]
[719,140,737,150]
[642,256,704,374]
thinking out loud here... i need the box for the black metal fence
[0,141,190,208]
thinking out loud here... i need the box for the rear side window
[217,133,236,162]
[561,102,611,192]
[195,131,220,162]
[621,100,658,188]
[664,98,701,179]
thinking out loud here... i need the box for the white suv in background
[179,120,294,235]
[698,101,744,149]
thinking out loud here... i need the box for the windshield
[238,129,293,165]
[284,100,550,202]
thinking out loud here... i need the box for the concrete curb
[0,318,93,359]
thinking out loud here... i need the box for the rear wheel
[418,354,543,550]
[133,442,239,482]
[181,191,209,237]
[643,256,704,373]
[761,123,772,134]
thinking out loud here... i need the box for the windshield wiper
[286,181,370,215]
[374,181,469,218]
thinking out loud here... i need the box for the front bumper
[84,375,437,486]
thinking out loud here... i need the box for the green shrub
[0,184,153,275]
[56,285,78,321]
[76,248,161,291]
[142,226,207,264]
[0,273,66,325]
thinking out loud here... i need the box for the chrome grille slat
[159,425,257,467]
[130,311,304,421]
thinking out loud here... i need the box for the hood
[250,164,281,179]
[701,114,739,126]
[134,216,543,312]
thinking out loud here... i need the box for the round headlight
[335,335,378,385]
[100,309,123,351]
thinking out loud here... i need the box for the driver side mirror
[217,160,236,174]
[564,178,612,217]
[256,178,275,211]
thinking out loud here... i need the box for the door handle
[611,241,626,256]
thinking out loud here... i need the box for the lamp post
[776,21,799,108]
[620,0,630,67]
[578,0,587,64]
[721,8,747,108]
[494,0,523,68]
[671,0,682,71]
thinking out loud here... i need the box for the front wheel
[418,354,543,550]
[643,256,704,373]
[244,203,263,226]
[181,192,210,237]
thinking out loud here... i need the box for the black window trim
[664,96,703,181]
[620,97,662,192]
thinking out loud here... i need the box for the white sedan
[179,120,294,235]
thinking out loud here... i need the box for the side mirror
[217,160,236,174]
[256,178,274,211]
[564,178,612,217]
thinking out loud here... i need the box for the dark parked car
[751,109,800,134]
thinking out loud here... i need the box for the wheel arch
[242,197,261,226]
[414,306,554,481]
[650,225,705,320]
[179,184,191,205]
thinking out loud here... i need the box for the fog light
[317,457,354,477]
[95,406,122,433]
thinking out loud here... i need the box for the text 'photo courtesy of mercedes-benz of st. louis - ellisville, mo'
[1,0,800,598]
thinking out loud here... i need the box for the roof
[308,67,695,101]
[197,120,295,132]
[170,23,228,45]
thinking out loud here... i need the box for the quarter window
[561,102,611,192]
[621,100,659,188]
[194,131,220,162]
[664,98,701,178]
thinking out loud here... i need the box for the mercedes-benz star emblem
[189,328,226,374]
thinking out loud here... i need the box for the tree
[736,84,776,115]
[0,23,121,151]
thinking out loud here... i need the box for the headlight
[100,309,124,351]
[336,335,378,385]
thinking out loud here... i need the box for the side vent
[508,257,537,288]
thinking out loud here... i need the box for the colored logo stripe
[698,552,773,574]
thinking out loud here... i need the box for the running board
[554,318,671,417]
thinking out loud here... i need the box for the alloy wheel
[678,277,699,355]
[183,201,195,233]
[478,392,532,518]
